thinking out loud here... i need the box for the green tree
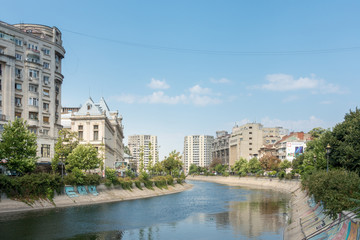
[330,108,360,173]
[248,157,262,173]
[0,118,37,174]
[210,157,222,168]
[232,157,248,175]
[309,127,326,139]
[147,142,154,175]
[279,159,292,171]
[139,145,145,172]
[66,144,103,172]
[162,150,183,176]
[153,162,164,175]
[259,154,281,171]
[124,145,131,155]
[51,129,79,172]
[189,163,199,175]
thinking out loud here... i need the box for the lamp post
[313,155,317,166]
[326,144,331,172]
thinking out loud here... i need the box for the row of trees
[189,155,292,178]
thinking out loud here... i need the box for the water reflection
[0,181,289,240]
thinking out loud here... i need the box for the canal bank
[0,183,192,214]
[189,175,309,240]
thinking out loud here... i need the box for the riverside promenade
[189,175,308,240]
[0,183,192,214]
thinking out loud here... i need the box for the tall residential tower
[183,135,214,174]
[128,135,158,172]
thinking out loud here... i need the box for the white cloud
[140,91,186,104]
[113,84,226,106]
[189,85,212,95]
[210,78,231,84]
[148,78,170,89]
[259,73,343,94]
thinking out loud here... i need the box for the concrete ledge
[0,182,193,214]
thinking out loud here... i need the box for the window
[27,43,38,52]
[29,112,38,120]
[78,125,83,140]
[93,125,99,140]
[249,132,252,134]
[29,69,39,78]
[29,84,38,92]
[249,137,252,140]
[42,48,50,55]
[43,102,49,110]
[15,112,21,118]
[28,97,39,106]
[15,53,22,60]
[14,38,23,46]
[43,62,50,69]
[0,94,2,107]
[43,116,49,123]
[55,55,60,63]
[15,68,22,78]
[28,127,37,134]
[43,89,50,97]
[15,83,22,90]
[43,76,50,85]
[249,148,252,151]
[42,129,49,135]
[15,97,22,107]
[41,144,50,158]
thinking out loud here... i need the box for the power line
[61,27,360,56]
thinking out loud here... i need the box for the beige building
[0,21,65,163]
[229,123,288,166]
[61,97,124,170]
[183,135,214,174]
[128,135,158,171]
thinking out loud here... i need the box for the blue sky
[2,1,360,159]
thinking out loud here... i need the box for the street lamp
[326,144,331,172]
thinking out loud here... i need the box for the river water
[0,180,290,240]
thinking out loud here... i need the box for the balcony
[0,114,6,121]
[27,47,40,54]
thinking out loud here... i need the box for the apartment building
[128,135,158,172]
[61,97,124,170]
[211,131,230,166]
[229,123,287,165]
[0,21,65,163]
[183,135,214,174]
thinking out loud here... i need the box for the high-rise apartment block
[0,21,65,163]
[61,97,124,170]
[128,135,158,171]
[229,123,288,165]
[183,135,214,174]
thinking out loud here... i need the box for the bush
[84,174,101,186]
[134,180,142,190]
[118,177,132,190]
[165,175,174,186]
[302,169,360,219]
[105,168,118,185]
[0,173,63,203]
[64,168,85,185]
[285,173,294,180]
[278,171,286,179]
[152,176,167,189]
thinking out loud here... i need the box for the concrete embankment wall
[190,175,360,240]
[0,183,192,214]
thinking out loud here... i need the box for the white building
[0,21,65,163]
[183,135,214,174]
[128,135,158,172]
[61,97,124,170]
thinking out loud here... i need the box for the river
[0,180,290,240]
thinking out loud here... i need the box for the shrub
[165,175,174,186]
[278,171,286,179]
[152,176,168,189]
[64,167,85,185]
[105,168,118,185]
[0,173,63,203]
[118,177,132,190]
[134,180,142,190]
[285,173,294,180]
[84,174,101,186]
